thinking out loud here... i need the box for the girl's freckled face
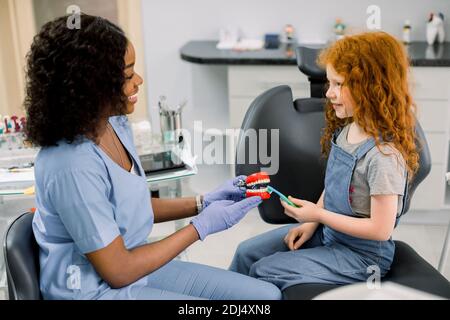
[325,64,355,119]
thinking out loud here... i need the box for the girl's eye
[336,82,342,87]
[126,74,134,80]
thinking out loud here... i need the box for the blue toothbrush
[266,186,299,207]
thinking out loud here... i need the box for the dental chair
[3,212,41,300]
[235,46,450,299]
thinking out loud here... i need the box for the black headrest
[295,46,326,80]
[3,212,41,300]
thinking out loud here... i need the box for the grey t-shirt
[335,124,407,218]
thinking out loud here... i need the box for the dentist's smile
[128,93,138,104]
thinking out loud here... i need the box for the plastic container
[158,96,185,145]
[403,20,411,44]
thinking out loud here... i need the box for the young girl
[229,31,419,289]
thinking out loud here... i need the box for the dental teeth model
[236,172,300,207]
[236,172,271,199]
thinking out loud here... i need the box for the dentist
[25,14,281,300]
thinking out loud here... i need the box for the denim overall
[229,128,408,289]
[322,128,408,273]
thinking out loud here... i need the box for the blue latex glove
[203,175,247,209]
[191,196,262,240]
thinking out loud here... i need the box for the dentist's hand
[203,175,247,208]
[191,196,262,240]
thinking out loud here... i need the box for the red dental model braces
[243,172,271,199]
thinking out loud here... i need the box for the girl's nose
[326,87,335,100]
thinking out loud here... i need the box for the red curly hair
[318,31,419,179]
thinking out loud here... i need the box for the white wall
[141,0,450,132]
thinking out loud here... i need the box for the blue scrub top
[32,116,154,299]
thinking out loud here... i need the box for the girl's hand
[284,223,319,250]
[280,196,323,223]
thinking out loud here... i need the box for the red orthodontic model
[244,172,271,199]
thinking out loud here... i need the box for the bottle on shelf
[334,18,346,41]
[403,20,411,45]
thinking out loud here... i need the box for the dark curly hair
[24,14,129,146]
